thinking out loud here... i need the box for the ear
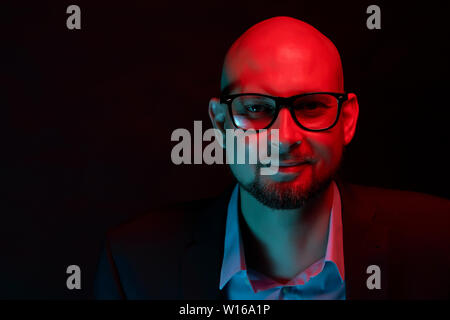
[209,97,227,131]
[341,93,359,146]
[208,97,227,147]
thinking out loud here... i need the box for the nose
[270,108,304,154]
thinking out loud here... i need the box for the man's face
[210,17,358,209]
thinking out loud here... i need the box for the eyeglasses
[220,92,348,131]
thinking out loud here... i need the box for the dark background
[2,0,449,299]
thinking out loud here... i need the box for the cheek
[228,162,257,186]
[224,118,259,185]
[307,130,343,172]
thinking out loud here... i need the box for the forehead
[221,20,343,97]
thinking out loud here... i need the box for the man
[94,17,450,299]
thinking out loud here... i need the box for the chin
[240,165,337,209]
[241,176,315,210]
[265,178,313,199]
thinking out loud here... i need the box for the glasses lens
[231,95,276,130]
[292,94,339,130]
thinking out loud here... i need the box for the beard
[238,161,341,210]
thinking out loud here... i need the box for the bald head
[221,16,344,96]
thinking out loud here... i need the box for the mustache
[266,142,316,163]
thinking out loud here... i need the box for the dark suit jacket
[94,181,450,299]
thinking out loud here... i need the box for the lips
[274,161,310,174]
[278,161,309,167]
[278,156,315,166]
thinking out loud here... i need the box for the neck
[239,182,334,282]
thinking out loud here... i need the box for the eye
[246,104,267,112]
[294,101,330,112]
[302,103,320,110]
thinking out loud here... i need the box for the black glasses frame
[220,92,348,132]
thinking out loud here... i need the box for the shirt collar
[219,180,345,290]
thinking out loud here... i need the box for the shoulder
[105,197,217,251]
[343,184,450,298]
[95,197,222,299]
[345,183,450,248]
[104,184,234,252]
[347,183,450,220]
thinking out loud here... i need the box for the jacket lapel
[180,188,231,299]
[337,181,390,299]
